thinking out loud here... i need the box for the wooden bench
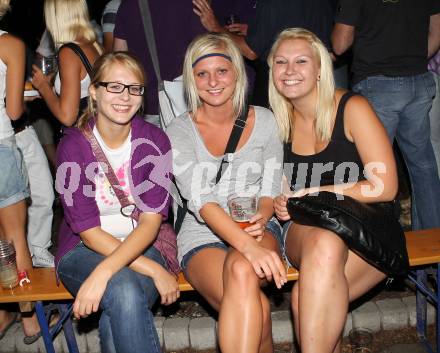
[1,228,439,353]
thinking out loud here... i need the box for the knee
[101,272,147,311]
[224,256,258,289]
[304,229,347,270]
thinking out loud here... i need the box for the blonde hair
[183,33,248,120]
[44,0,96,49]
[267,28,335,142]
[0,0,10,18]
[77,52,146,130]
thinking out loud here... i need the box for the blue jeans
[58,243,164,353]
[353,73,440,230]
[429,72,440,174]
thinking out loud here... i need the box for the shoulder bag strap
[215,105,249,183]
[137,0,162,85]
[82,123,135,216]
[60,42,93,77]
[174,105,250,232]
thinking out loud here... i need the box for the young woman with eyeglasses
[55,52,179,353]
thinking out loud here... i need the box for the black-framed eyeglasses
[98,82,145,96]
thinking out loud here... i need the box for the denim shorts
[0,137,29,208]
[181,216,289,272]
[180,242,228,272]
[265,218,294,267]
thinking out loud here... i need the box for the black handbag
[286,191,409,276]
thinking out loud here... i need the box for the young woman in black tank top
[267,28,398,353]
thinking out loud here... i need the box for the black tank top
[284,92,366,191]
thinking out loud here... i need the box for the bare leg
[220,232,278,353]
[0,200,31,270]
[0,310,16,332]
[286,224,385,353]
[185,232,280,353]
[0,201,40,336]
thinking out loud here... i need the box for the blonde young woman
[269,28,399,353]
[167,33,286,353]
[32,0,102,127]
[0,0,43,345]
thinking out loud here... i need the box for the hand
[225,23,248,36]
[73,269,110,319]
[192,0,223,32]
[274,195,290,221]
[243,212,267,241]
[241,239,287,289]
[151,265,180,305]
[31,65,53,91]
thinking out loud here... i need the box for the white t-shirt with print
[93,126,136,240]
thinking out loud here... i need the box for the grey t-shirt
[166,106,283,263]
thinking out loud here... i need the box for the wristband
[18,270,31,287]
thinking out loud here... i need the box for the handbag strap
[215,105,249,183]
[60,43,93,77]
[174,105,250,232]
[82,123,133,211]
[137,0,162,86]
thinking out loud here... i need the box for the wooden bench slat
[1,228,439,301]
[0,268,72,303]
[177,272,193,292]
[406,228,440,266]
[178,267,299,292]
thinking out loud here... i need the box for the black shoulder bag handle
[174,105,250,233]
[60,42,93,76]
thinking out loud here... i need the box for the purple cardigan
[55,116,172,267]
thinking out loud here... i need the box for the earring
[317,75,321,81]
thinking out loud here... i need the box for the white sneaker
[32,249,55,268]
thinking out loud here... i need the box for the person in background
[193,0,336,108]
[270,28,398,353]
[56,52,178,353]
[12,48,55,268]
[0,0,43,345]
[101,0,121,53]
[32,0,102,127]
[210,0,258,99]
[211,0,257,36]
[13,111,55,268]
[167,33,286,353]
[332,0,440,230]
[113,0,205,126]
[429,49,440,175]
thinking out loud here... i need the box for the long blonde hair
[44,0,97,49]
[183,33,248,120]
[0,0,10,18]
[267,28,335,142]
[77,52,146,130]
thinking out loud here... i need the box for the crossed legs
[184,232,280,353]
[286,223,386,353]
